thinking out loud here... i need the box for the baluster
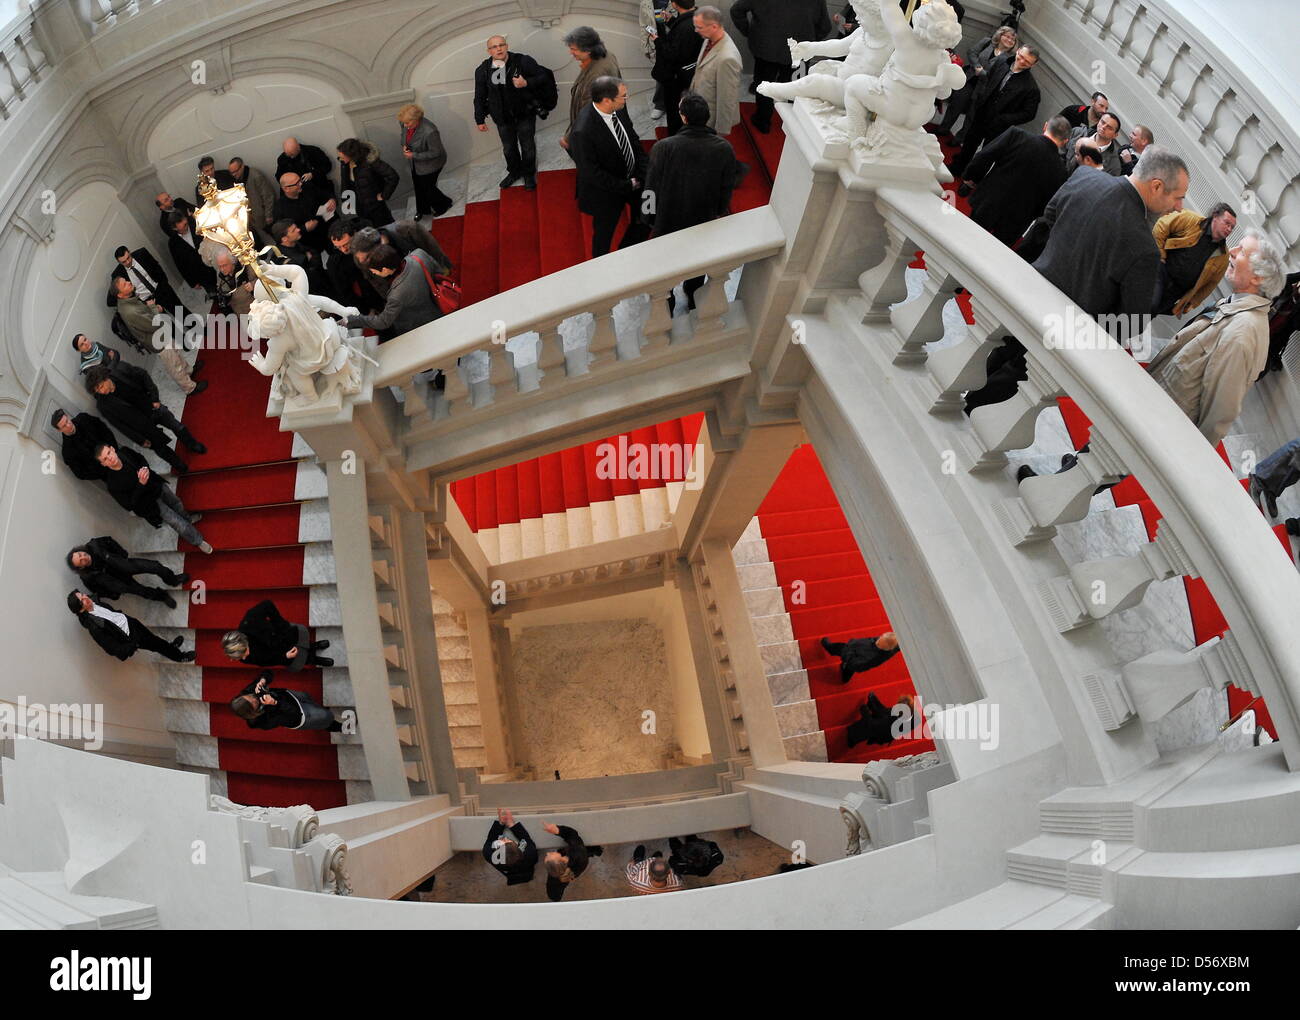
[586,307,618,368]
[17,32,48,83]
[483,345,517,404]
[924,295,1002,415]
[1038,525,1198,632]
[858,220,912,324]
[85,0,113,32]
[995,432,1127,545]
[0,55,15,119]
[109,0,134,21]
[1113,632,1252,726]
[442,357,469,410]
[964,360,1063,473]
[1,48,24,104]
[689,263,735,336]
[399,377,434,427]
[640,286,675,353]
[533,320,566,383]
[889,264,955,365]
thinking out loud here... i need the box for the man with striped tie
[570,76,652,258]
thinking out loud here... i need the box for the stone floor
[507,619,680,780]
[412,827,800,904]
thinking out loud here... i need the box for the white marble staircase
[431,593,487,771]
[0,864,157,930]
[734,517,828,761]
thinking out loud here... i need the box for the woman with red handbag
[344,243,446,343]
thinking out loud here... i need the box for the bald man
[275,136,334,201]
[473,34,550,189]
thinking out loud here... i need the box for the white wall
[144,73,355,205]
[407,14,654,174]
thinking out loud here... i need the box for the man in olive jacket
[1153,202,1237,317]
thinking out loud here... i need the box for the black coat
[167,226,216,291]
[570,103,649,218]
[341,155,400,227]
[545,824,592,902]
[482,820,538,885]
[195,169,234,207]
[75,536,145,600]
[473,51,549,125]
[157,197,196,236]
[101,446,166,526]
[646,125,747,236]
[1033,169,1160,320]
[276,144,335,200]
[652,8,702,88]
[78,608,147,661]
[969,56,1041,142]
[92,363,169,451]
[61,413,117,481]
[272,191,330,250]
[669,835,724,877]
[237,599,302,667]
[730,0,831,63]
[966,127,1067,246]
[238,674,308,729]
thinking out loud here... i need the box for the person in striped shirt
[625,845,683,894]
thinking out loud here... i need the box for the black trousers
[102,558,183,601]
[951,119,993,177]
[963,336,1027,414]
[413,169,453,217]
[497,116,537,176]
[821,640,864,685]
[128,618,188,661]
[590,195,651,259]
[663,80,687,136]
[751,57,793,128]
[667,275,707,314]
[846,692,896,748]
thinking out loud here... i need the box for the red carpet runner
[171,104,784,807]
[758,445,934,763]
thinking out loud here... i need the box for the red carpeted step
[723,120,772,214]
[177,503,303,553]
[182,545,306,591]
[218,739,339,781]
[825,730,934,765]
[498,186,542,291]
[771,550,870,586]
[459,199,501,307]
[789,599,893,641]
[764,527,862,560]
[180,343,295,471]
[226,772,347,810]
[1057,396,1092,450]
[536,169,586,275]
[474,470,497,531]
[495,463,521,526]
[681,412,705,447]
[539,451,566,514]
[177,461,300,512]
[186,588,310,631]
[584,441,615,504]
[780,572,880,607]
[201,665,321,702]
[451,478,477,531]
[517,457,541,521]
[757,506,848,537]
[628,426,661,491]
[427,213,465,283]
[560,445,590,508]
[209,703,333,744]
[738,102,785,185]
[814,678,918,729]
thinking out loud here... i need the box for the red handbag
[416,256,461,315]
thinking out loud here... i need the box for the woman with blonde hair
[938,23,1017,136]
[397,103,452,220]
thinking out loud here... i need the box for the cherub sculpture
[246,262,365,407]
[756,0,893,127]
[842,0,965,161]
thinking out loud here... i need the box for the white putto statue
[246,262,365,407]
[844,0,964,164]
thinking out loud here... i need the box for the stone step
[450,725,484,749]
[436,635,471,659]
[737,562,778,592]
[454,746,488,769]
[732,537,771,566]
[749,612,794,647]
[1005,835,1137,898]
[757,639,802,676]
[766,667,811,706]
[781,730,828,762]
[743,585,787,617]
[446,702,482,728]
[441,680,479,706]
[773,699,820,740]
[434,612,467,637]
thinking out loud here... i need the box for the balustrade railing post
[858,221,912,324]
[924,297,1002,415]
[586,308,618,368]
[533,320,566,382]
[640,286,675,353]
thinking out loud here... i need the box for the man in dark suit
[273,173,333,252]
[652,1,700,137]
[571,76,651,259]
[646,91,747,311]
[94,442,212,552]
[165,210,216,294]
[730,0,830,134]
[959,116,1071,247]
[52,407,117,482]
[473,36,551,189]
[951,45,1042,177]
[276,137,335,201]
[108,245,184,319]
[85,363,206,475]
[67,535,188,608]
[155,192,196,237]
[481,808,538,886]
[67,589,194,662]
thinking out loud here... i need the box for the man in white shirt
[67,589,195,662]
[569,76,651,257]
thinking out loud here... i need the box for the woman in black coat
[937,24,1018,136]
[222,599,333,671]
[337,138,401,226]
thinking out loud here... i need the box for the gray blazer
[405,118,447,175]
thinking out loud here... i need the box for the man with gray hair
[1119,123,1154,176]
[690,5,743,135]
[1147,229,1285,446]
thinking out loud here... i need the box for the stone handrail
[869,183,1300,770]
[373,208,786,469]
[0,6,49,121]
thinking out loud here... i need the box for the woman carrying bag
[397,104,453,220]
